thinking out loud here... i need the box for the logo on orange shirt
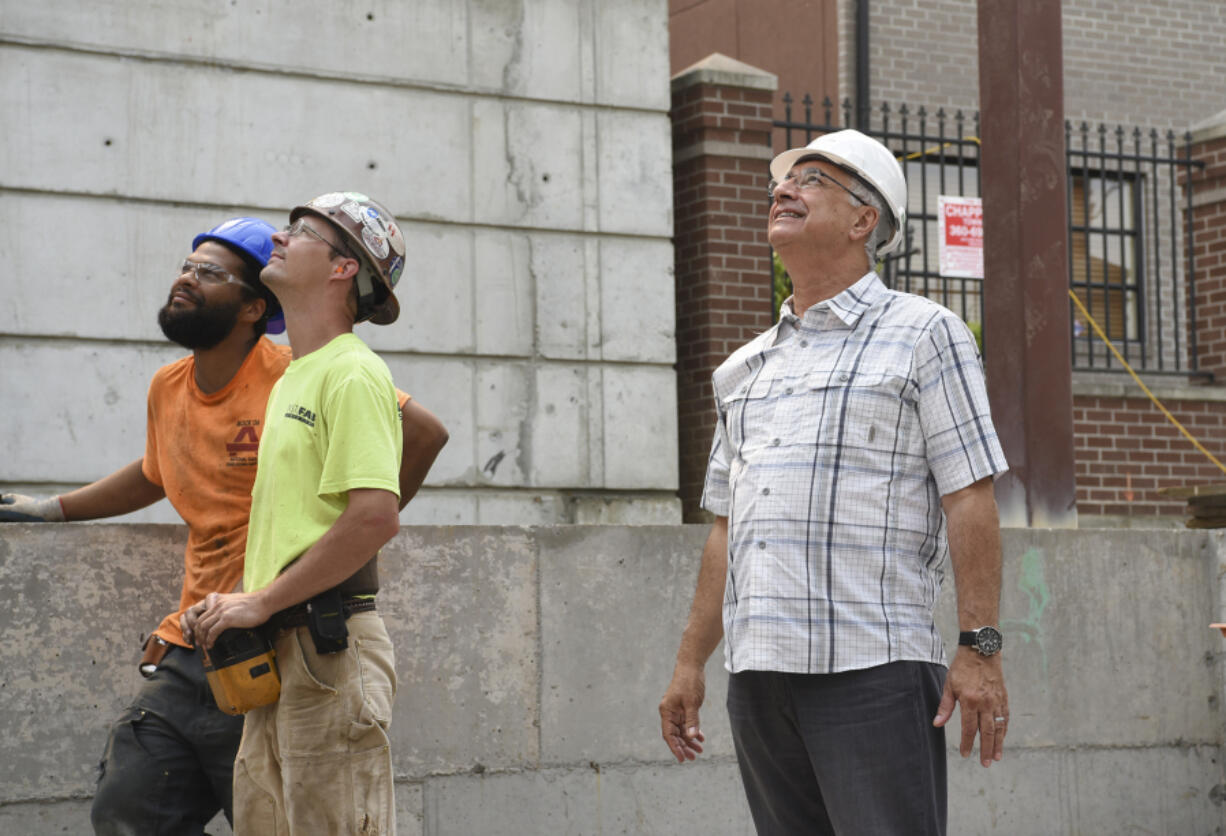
[226,425,260,454]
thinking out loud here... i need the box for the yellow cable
[901,136,981,162]
[1067,289,1226,476]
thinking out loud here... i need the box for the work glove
[0,493,66,522]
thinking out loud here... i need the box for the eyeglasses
[284,218,352,260]
[768,167,865,206]
[177,259,248,287]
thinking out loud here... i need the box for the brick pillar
[1183,112,1226,383]
[671,54,777,522]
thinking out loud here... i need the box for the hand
[182,591,271,650]
[0,493,65,523]
[933,648,1008,767]
[659,664,707,763]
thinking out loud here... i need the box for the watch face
[975,627,1003,655]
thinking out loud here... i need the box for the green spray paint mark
[1001,547,1049,677]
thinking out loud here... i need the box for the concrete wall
[1,523,1223,834]
[0,0,680,526]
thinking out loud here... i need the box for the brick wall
[1073,389,1226,519]
[672,58,777,521]
[835,0,1226,129]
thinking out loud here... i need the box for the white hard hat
[770,129,908,255]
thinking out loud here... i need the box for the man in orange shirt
[0,217,448,836]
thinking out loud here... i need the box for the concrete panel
[594,0,672,111]
[569,495,683,525]
[0,524,187,801]
[533,233,595,360]
[5,0,472,89]
[596,111,675,237]
[399,491,479,526]
[375,528,540,776]
[529,365,592,487]
[592,761,755,835]
[0,339,180,483]
[423,761,752,835]
[395,780,425,836]
[936,528,1220,749]
[467,0,584,103]
[474,231,534,357]
[539,525,733,763]
[1,46,472,222]
[0,799,100,835]
[602,366,680,490]
[475,363,531,487]
[2,525,1226,832]
[0,193,276,341]
[470,98,585,230]
[600,238,676,363]
[946,745,1226,835]
[381,355,475,487]
[476,493,570,526]
[360,224,476,356]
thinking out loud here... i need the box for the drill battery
[201,627,281,715]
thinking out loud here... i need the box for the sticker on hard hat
[343,191,370,202]
[387,223,405,257]
[311,193,346,209]
[388,256,404,283]
[340,201,366,224]
[362,226,390,259]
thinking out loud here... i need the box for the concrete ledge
[1191,109,1226,145]
[1,524,1224,832]
[1072,373,1226,402]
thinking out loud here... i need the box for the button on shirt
[701,272,1007,675]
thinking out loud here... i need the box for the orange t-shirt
[143,337,407,647]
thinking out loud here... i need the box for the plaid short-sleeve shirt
[702,272,1007,675]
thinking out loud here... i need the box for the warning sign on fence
[938,195,983,279]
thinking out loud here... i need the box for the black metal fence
[773,95,1206,378]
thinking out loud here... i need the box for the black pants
[91,645,244,836]
[726,662,948,836]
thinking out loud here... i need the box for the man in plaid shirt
[660,129,1010,835]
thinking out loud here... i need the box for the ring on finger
[994,716,1007,724]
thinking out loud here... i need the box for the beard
[157,294,244,350]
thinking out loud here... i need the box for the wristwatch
[958,626,1003,656]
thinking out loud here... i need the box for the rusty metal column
[977,0,1078,527]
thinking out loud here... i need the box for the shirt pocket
[719,378,775,453]
[803,369,914,449]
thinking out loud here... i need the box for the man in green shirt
[183,192,409,834]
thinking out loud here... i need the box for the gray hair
[844,178,893,269]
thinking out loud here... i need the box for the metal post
[977,0,1078,527]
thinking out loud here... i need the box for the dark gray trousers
[726,662,948,836]
[91,645,244,836]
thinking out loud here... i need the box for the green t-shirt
[244,333,402,593]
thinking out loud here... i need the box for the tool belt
[271,595,377,632]
[201,559,379,715]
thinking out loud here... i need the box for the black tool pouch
[307,587,349,654]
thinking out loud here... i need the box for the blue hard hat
[192,217,276,266]
[190,217,284,333]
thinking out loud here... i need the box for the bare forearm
[675,516,729,669]
[942,478,1003,629]
[256,488,400,614]
[398,400,449,510]
[58,459,165,521]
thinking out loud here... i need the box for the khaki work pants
[233,611,397,835]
